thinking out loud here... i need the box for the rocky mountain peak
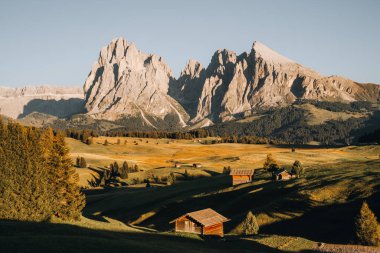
[83,37,188,127]
[181,59,204,78]
[251,41,294,65]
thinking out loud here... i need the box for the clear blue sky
[0,0,379,87]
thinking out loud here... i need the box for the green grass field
[1,137,380,252]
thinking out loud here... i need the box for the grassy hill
[67,138,380,244]
[2,137,379,252]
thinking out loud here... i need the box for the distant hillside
[204,101,380,145]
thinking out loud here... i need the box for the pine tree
[134,164,139,172]
[355,202,380,246]
[263,154,280,173]
[241,211,259,236]
[110,162,119,178]
[120,161,129,179]
[48,133,85,220]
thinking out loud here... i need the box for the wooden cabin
[230,169,255,185]
[193,163,202,168]
[174,163,181,168]
[272,169,294,181]
[171,208,229,237]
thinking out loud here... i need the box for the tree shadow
[0,220,288,253]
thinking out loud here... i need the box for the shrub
[167,172,176,185]
[291,160,304,178]
[355,201,380,246]
[241,211,259,235]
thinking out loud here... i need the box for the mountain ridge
[1,38,379,131]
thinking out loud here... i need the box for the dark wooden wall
[203,223,224,237]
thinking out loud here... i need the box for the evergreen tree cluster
[76,156,87,168]
[0,120,85,221]
[99,161,139,186]
[65,129,98,145]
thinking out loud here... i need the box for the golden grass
[295,104,369,125]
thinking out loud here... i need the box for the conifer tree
[241,211,259,235]
[355,202,380,246]
[120,161,129,179]
[263,154,280,173]
[48,133,85,220]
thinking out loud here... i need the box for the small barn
[171,208,229,237]
[230,169,255,185]
[273,169,294,181]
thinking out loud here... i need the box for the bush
[167,172,176,185]
[291,160,304,178]
[241,211,259,235]
[355,201,380,246]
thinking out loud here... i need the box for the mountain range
[1,37,379,133]
[83,37,379,129]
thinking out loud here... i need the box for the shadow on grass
[0,220,287,253]
[260,190,380,244]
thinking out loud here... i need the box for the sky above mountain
[0,0,379,87]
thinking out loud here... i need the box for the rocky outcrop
[0,86,84,119]
[177,41,380,124]
[83,37,189,128]
[169,59,206,118]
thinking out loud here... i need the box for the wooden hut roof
[230,168,255,176]
[171,208,229,226]
[273,169,290,176]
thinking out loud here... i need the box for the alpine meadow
[1,1,380,253]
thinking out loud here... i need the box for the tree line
[0,120,85,221]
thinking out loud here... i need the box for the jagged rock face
[0,86,84,119]
[169,59,205,118]
[180,41,380,123]
[84,38,379,127]
[84,38,189,128]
